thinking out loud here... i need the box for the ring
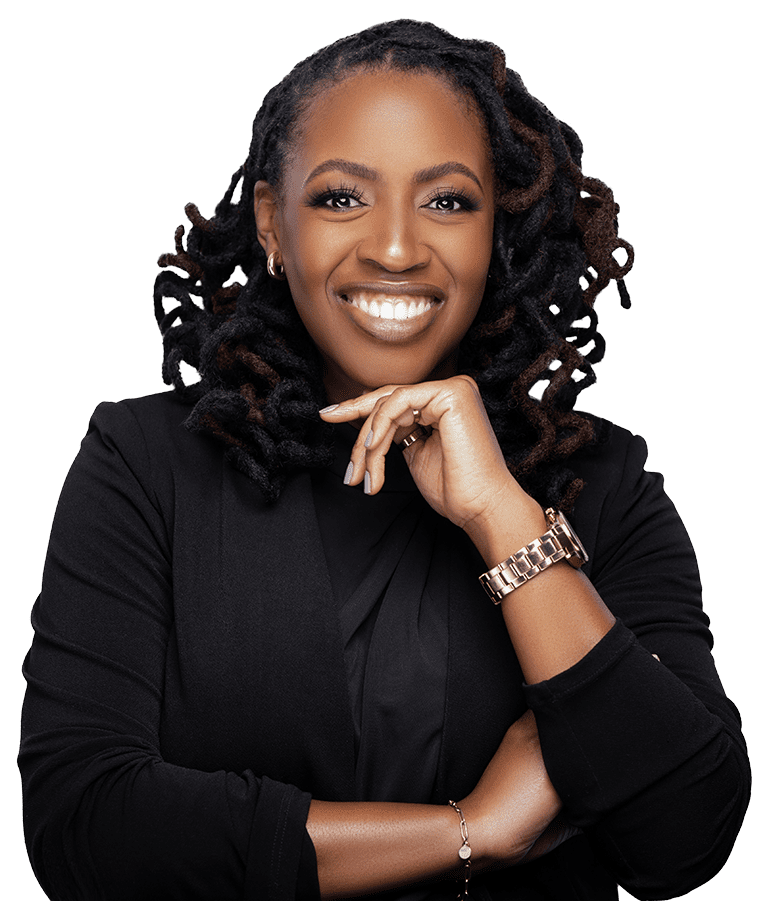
[412,409,421,423]
[400,425,428,450]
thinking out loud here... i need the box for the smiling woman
[254,69,495,399]
[19,18,749,901]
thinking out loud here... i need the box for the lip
[335,282,446,342]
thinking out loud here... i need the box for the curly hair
[154,19,632,508]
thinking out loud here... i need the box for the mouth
[346,292,435,321]
[336,283,444,341]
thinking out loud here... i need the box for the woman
[19,19,749,900]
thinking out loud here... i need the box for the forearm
[306,799,460,898]
[307,711,565,898]
[464,484,614,684]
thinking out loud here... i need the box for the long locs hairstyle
[154,20,632,507]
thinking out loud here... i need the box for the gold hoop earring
[266,250,286,280]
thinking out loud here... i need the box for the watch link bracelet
[478,507,588,604]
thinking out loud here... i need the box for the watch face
[557,511,589,565]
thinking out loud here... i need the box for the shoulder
[86,390,215,459]
[87,390,192,444]
[78,391,225,505]
[568,413,650,500]
[568,413,657,528]
[567,415,698,590]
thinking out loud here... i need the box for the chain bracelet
[448,800,471,899]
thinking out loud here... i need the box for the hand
[459,711,567,867]
[320,376,534,532]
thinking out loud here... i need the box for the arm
[518,433,751,897]
[464,418,750,897]
[20,402,315,900]
[307,710,565,898]
[322,379,750,898]
[20,399,564,901]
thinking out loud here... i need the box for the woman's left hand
[320,375,538,533]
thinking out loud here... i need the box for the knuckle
[456,374,480,393]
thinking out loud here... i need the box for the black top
[19,392,750,900]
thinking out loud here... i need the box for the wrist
[462,483,547,568]
[455,795,496,869]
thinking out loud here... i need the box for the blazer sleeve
[522,431,751,900]
[19,401,320,901]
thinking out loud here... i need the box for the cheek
[443,222,493,300]
[282,216,347,293]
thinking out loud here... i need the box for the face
[255,68,495,403]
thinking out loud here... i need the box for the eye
[424,188,480,213]
[325,191,364,210]
[306,185,366,210]
[428,196,464,212]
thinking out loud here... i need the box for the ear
[254,181,282,257]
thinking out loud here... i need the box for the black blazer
[20,392,749,900]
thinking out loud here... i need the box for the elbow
[614,749,751,900]
[23,801,87,901]
[620,832,746,900]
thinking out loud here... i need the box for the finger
[318,385,399,422]
[363,407,423,495]
[347,389,431,494]
[367,400,423,452]
[339,397,386,491]
[358,387,445,493]
[324,385,436,494]
[345,394,407,494]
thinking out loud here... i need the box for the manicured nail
[364,429,373,448]
[319,404,339,414]
[364,471,371,494]
[344,461,354,485]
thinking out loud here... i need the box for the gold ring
[400,425,427,450]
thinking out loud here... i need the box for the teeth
[346,293,434,320]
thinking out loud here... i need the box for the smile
[336,284,445,342]
[346,293,434,321]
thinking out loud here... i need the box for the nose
[356,200,430,272]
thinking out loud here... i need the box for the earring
[267,250,286,280]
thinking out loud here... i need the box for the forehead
[285,68,492,182]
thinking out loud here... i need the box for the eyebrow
[303,158,483,191]
[412,162,483,191]
[303,159,379,187]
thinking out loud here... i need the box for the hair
[154,19,632,508]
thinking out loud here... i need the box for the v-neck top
[311,424,450,804]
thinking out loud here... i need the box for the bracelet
[478,507,588,604]
[448,800,471,899]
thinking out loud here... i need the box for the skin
[255,68,614,897]
[254,68,495,402]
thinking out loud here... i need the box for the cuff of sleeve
[244,776,315,901]
[522,620,723,825]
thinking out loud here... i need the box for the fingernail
[319,404,339,414]
[364,471,371,494]
[364,429,373,448]
[344,461,354,485]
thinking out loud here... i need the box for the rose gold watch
[478,507,588,604]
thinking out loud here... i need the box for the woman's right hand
[460,710,568,868]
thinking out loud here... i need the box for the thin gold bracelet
[448,800,471,899]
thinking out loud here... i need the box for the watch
[478,507,588,604]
